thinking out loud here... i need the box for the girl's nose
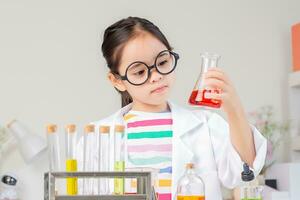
[149,68,163,83]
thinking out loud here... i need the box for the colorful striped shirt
[124,110,173,200]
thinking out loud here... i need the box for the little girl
[79,16,267,200]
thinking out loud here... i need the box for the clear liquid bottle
[65,124,78,195]
[240,163,262,200]
[114,125,125,195]
[188,52,222,109]
[176,163,205,200]
[99,125,110,194]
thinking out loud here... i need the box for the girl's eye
[133,70,146,76]
[158,60,168,67]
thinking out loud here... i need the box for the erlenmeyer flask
[189,52,222,109]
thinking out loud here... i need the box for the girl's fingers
[204,91,224,100]
[207,67,224,73]
[204,91,231,103]
[205,68,231,84]
[203,78,228,91]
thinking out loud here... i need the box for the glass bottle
[0,173,19,200]
[240,163,263,200]
[176,163,205,200]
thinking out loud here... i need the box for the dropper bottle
[240,163,262,200]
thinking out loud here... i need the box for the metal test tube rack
[44,171,155,200]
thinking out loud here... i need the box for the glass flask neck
[185,167,196,175]
[200,53,220,73]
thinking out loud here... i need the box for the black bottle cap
[241,163,254,182]
[1,175,17,186]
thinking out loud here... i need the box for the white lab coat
[77,101,267,200]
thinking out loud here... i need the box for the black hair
[101,16,172,107]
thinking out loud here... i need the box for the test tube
[114,125,125,195]
[94,125,101,195]
[65,124,78,195]
[83,124,95,195]
[46,124,62,195]
[99,125,110,194]
[46,124,61,172]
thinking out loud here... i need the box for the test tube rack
[44,171,156,200]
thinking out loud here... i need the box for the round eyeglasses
[116,50,179,86]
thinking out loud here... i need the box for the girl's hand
[203,67,243,115]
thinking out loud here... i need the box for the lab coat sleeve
[207,112,267,189]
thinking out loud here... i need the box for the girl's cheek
[167,74,176,86]
[128,87,149,99]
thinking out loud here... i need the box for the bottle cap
[99,125,110,134]
[46,124,57,134]
[186,163,194,169]
[1,173,18,186]
[65,124,76,133]
[115,125,125,133]
[241,163,254,182]
[85,124,95,133]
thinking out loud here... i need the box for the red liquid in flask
[189,89,221,108]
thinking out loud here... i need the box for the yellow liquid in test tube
[177,196,205,200]
[114,161,125,194]
[66,159,78,195]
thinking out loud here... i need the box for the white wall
[0,0,299,199]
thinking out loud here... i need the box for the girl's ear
[107,72,126,92]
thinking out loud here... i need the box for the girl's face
[109,32,176,111]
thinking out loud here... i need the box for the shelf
[289,71,300,87]
[291,136,300,151]
[44,172,154,200]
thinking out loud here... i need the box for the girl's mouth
[151,85,168,94]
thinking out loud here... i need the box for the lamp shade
[7,120,47,164]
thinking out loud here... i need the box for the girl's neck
[131,101,169,113]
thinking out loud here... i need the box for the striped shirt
[124,110,173,200]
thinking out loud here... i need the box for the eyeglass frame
[114,50,180,86]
